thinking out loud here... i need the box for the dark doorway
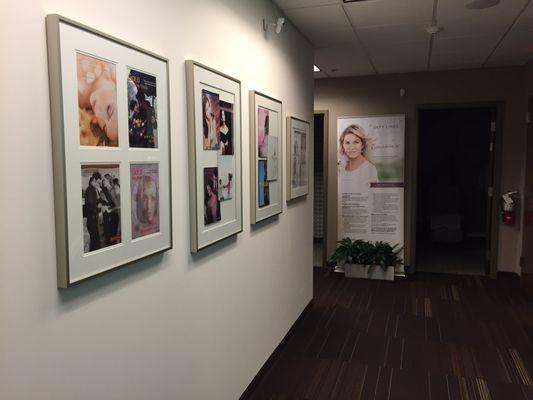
[416,107,496,275]
[313,111,327,267]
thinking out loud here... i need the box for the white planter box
[344,264,394,281]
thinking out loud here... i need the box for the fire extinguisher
[501,191,518,226]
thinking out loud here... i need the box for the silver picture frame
[185,60,243,252]
[287,116,310,201]
[250,91,283,224]
[46,14,172,288]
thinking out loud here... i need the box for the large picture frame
[287,116,310,200]
[185,60,242,252]
[249,91,282,223]
[46,14,172,288]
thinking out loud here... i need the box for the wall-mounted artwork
[287,116,310,200]
[250,91,282,223]
[46,15,172,288]
[128,69,158,148]
[186,60,242,252]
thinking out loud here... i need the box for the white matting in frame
[250,91,282,224]
[287,117,310,200]
[46,15,172,288]
[185,60,242,252]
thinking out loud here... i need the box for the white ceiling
[273,0,533,78]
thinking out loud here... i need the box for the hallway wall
[0,1,314,399]
[315,67,526,273]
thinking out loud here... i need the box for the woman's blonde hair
[339,124,367,156]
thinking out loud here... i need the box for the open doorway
[313,111,328,267]
[416,106,497,275]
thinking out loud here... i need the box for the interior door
[522,98,533,294]
[486,109,497,277]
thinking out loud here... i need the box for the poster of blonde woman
[337,115,405,272]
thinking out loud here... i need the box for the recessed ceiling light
[466,0,500,10]
[313,65,320,72]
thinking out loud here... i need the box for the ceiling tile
[431,52,484,69]
[273,0,340,11]
[429,62,483,72]
[315,42,375,77]
[488,28,533,65]
[437,0,528,21]
[344,0,433,28]
[514,2,533,31]
[311,28,355,48]
[436,15,509,39]
[367,40,429,74]
[432,35,499,56]
[356,21,432,47]
[285,4,351,47]
[436,0,529,42]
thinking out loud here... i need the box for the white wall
[0,1,314,399]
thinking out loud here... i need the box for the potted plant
[330,238,402,281]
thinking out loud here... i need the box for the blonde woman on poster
[338,124,378,193]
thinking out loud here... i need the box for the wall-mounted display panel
[46,14,172,288]
[185,60,242,252]
[287,117,310,200]
[250,91,282,223]
[337,114,405,274]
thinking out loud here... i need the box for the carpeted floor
[243,268,533,400]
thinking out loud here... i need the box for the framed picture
[46,15,172,288]
[250,91,282,223]
[287,116,310,200]
[185,60,242,252]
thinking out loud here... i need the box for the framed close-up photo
[46,14,172,288]
[249,91,282,224]
[287,116,310,201]
[185,60,242,252]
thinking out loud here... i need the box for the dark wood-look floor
[242,268,533,400]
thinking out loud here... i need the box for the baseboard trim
[239,298,314,399]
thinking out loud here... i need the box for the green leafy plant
[372,241,403,271]
[330,238,403,271]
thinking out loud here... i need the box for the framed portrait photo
[46,15,172,288]
[185,60,242,252]
[287,116,310,201]
[249,91,282,223]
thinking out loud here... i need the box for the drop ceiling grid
[342,0,434,28]
[273,0,533,77]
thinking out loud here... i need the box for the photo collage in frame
[186,60,242,252]
[47,15,171,287]
[201,89,235,226]
[250,91,282,224]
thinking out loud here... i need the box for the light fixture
[263,17,286,34]
[466,0,500,9]
[313,65,320,72]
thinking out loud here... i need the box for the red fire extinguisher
[501,191,518,226]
